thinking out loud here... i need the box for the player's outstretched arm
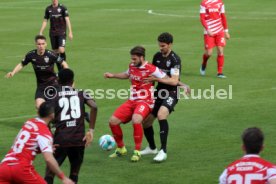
[5,63,23,78]
[65,17,73,41]
[83,99,98,147]
[39,19,48,35]
[42,152,74,184]
[104,72,129,79]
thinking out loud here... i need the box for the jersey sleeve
[62,6,69,17]
[220,5,228,31]
[83,90,93,102]
[44,7,49,19]
[152,66,166,78]
[219,169,227,184]
[170,57,181,76]
[21,53,32,66]
[37,135,53,153]
[267,167,276,181]
[125,69,130,75]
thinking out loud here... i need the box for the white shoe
[217,73,227,78]
[200,67,206,76]
[153,149,167,162]
[140,146,158,155]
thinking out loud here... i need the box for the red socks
[202,54,210,69]
[133,123,143,150]
[110,123,143,150]
[109,124,124,148]
[217,55,224,74]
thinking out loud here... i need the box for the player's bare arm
[104,72,129,79]
[61,61,69,69]
[39,19,48,35]
[270,179,276,184]
[5,63,23,78]
[65,17,73,41]
[42,152,74,184]
[83,99,98,147]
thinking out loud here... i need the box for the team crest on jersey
[156,60,160,63]
[32,59,36,61]
[166,60,171,67]
[57,8,61,13]
[44,56,49,63]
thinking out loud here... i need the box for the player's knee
[109,116,120,125]
[157,110,169,120]
[132,114,143,124]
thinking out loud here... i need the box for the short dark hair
[38,101,55,118]
[242,127,264,154]
[58,68,74,85]
[35,35,46,42]
[158,32,173,44]
[130,46,145,57]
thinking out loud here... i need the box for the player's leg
[0,163,12,184]
[201,34,215,75]
[131,102,151,161]
[57,36,66,71]
[67,146,85,184]
[141,101,160,155]
[154,95,178,162]
[44,147,67,184]
[216,32,227,78]
[14,165,46,184]
[109,100,133,157]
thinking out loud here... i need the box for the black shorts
[50,35,66,50]
[151,93,178,117]
[35,85,58,100]
[54,146,85,174]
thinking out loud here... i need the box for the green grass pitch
[0,0,276,183]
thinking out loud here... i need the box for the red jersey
[126,62,166,107]
[1,118,53,165]
[219,155,276,184]
[200,0,228,35]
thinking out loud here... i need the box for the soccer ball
[98,134,116,151]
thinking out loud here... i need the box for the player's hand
[68,32,73,41]
[207,30,214,36]
[53,144,60,153]
[225,32,230,40]
[179,84,191,95]
[82,131,93,147]
[5,72,14,78]
[62,177,75,184]
[104,72,114,78]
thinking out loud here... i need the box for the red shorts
[0,162,46,184]
[204,32,226,49]
[113,100,152,123]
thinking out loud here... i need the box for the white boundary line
[102,9,276,20]
[0,114,36,122]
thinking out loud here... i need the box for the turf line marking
[0,115,36,121]
[149,10,276,20]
